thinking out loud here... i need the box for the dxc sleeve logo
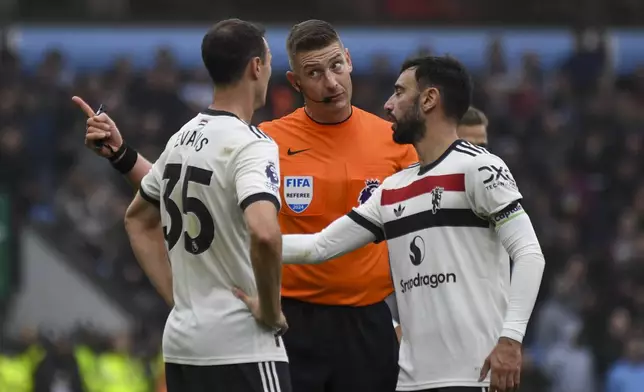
[478,165,517,190]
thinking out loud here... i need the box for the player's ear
[421,87,439,113]
[286,71,300,92]
[344,48,353,73]
[250,57,262,80]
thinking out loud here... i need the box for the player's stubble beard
[392,97,426,145]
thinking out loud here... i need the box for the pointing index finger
[72,96,95,118]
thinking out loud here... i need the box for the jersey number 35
[161,163,215,255]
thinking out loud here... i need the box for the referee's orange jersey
[259,107,418,306]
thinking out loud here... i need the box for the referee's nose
[322,70,339,91]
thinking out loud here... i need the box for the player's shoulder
[197,112,277,155]
[449,140,504,169]
[221,118,276,147]
[454,140,507,171]
[380,161,420,189]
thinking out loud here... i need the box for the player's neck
[304,103,352,124]
[211,88,255,124]
[415,124,459,167]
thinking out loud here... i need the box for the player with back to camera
[74,20,415,392]
[279,56,546,392]
[88,19,292,392]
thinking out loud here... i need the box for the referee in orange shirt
[75,20,416,392]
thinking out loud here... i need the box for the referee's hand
[72,96,123,158]
[479,337,521,392]
[233,287,288,335]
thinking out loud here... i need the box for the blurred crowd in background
[1,2,644,390]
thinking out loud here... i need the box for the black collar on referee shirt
[201,108,240,119]
[417,139,463,176]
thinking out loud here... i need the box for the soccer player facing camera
[281,56,546,392]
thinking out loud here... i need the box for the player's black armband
[109,143,138,174]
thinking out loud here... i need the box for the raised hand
[72,96,123,159]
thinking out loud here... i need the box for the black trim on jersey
[347,210,386,243]
[139,187,160,209]
[453,145,477,157]
[462,141,489,154]
[247,125,267,139]
[240,192,281,212]
[248,125,272,140]
[383,208,489,240]
[456,142,486,156]
[418,139,461,176]
[304,106,353,125]
[201,108,240,119]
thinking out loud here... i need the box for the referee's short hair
[459,107,488,127]
[201,19,267,87]
[286,20,341,68]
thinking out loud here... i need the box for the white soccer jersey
[350,140,523,390]
[139,109,288,366]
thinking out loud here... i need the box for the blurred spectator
[606,336,644,392]
[543,323,596,392]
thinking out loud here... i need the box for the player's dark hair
[201,19,266,86]
[459,106,488,127]
[286,20,340,63]
[400,56,472,121]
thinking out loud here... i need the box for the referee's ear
[286,71,299,92]
[344,48,353,72]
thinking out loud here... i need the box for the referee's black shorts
[282,297,399,392]
[165,361,291,392]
